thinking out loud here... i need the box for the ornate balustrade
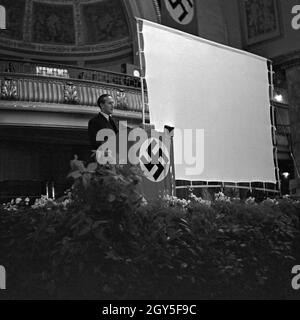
[0,59,148,114]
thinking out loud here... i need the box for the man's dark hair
[97,94,111,109]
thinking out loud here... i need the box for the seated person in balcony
[5,62,15,73]
[78,71,85,79]
[88,94,119,153]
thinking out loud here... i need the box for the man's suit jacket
[88,113,119,150]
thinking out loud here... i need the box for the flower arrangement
[214,191,231,202]
[162,194,191,209]
[31,195,58,210]
[2,197,30,212]
[1,163,300,300]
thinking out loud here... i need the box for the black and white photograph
[0,0,300,305]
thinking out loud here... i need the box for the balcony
[0,59,148,123]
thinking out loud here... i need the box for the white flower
[189,193,211,206]
[162,194,191,209]
[140,197,148,207]
[245,197,256,205]
[61,199,71,210]
[31,195,58,210]
[215,192,231,202]
[262,197,279,205]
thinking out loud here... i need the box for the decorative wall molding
[116,89,129,110]
[0,37,131,54]
[64,82,80,104]
[273,51,300,70]
[0,71,147,113]
[0,78,18,100]
[0,104,148,130]
[74,0,83,45]
[239,0,282,48]
[23,0,33,42]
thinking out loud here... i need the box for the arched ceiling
[0,0,151,64]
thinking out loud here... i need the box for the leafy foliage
[1,165,300,299]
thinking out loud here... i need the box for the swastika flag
[160,0,198,36]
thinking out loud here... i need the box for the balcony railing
[0,58,148,114]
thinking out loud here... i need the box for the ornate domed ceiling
[0,0,142,65]
[0,0,227,67]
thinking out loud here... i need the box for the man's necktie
[109,115,118,133]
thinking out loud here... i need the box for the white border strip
[136,17,270,63]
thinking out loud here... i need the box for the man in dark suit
[88,94,119,151]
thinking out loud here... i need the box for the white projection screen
[141,19,276,183]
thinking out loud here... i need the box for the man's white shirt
[99,111,110,121]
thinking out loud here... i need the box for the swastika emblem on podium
[165,0,195,25]
[139,138,170,182]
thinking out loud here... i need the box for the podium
[118,123,175,201]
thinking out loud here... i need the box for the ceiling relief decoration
[0,0,25,40]
[81,0,129,44]
[0,0,132,59]
[23,0,33,42]
[32,1,75,44]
